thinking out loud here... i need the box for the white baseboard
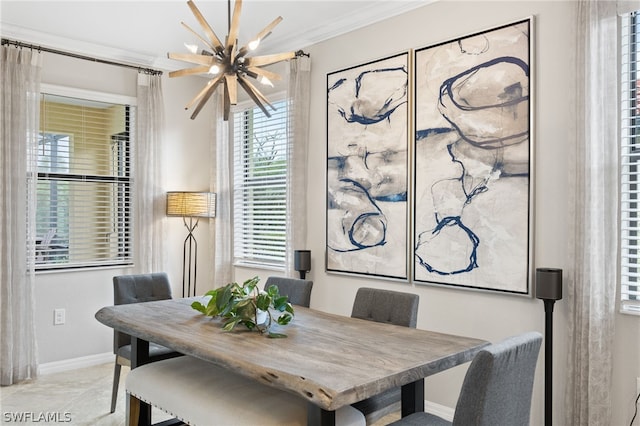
[38,352,114,375]
[425,400,455,421]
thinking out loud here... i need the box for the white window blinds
[232,100,288,268]
[620,10,640,314]
[36,91,135,270]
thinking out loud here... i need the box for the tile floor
[0,362,400,426]
[0,362,171,426]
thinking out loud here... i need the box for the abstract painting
[326,52,409,279]
[413,19,532,294]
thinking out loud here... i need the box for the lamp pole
[535,268,563,426]
[182,216,199,297]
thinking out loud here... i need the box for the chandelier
[168,0,297,120]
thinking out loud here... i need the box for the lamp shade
[166,192,216,218]
[294,250,311,272]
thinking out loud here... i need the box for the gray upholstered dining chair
[388,331,543,426]
[263,276,313,307]
[110,272,182,414]
[350,287,420,424]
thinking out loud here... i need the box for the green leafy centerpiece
[191,276,294,338]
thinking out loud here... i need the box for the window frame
[231,93,289,271]
[35,84,137,272]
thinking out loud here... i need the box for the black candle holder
[294,250,311,279]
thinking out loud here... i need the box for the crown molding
[1,23,173,70]
[269,1,430,54]
[1,1,430,72]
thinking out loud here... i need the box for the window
[232,99,288,268]
[621,10,640,313]
[36,88,135,270]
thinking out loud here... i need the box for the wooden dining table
[95,297,489,426]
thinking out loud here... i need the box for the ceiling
[1,1,429,71]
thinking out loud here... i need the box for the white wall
[235,2,640,426]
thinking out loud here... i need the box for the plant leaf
[255,293,271,311]
[285,303,294,315]
[222,316,243,331]
[276,312,293,325]
[191,301,206,314]
[268,332,288,338]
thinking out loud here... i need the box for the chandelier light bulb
[248,38,260,51]
[184,43,198,54]
[260,76,274,87]
[208,64,220,75]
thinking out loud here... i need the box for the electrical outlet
[53,308,65,325]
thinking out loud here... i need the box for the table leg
[130,337,151,426]
[307,403,336,426]
[401,379,424,417]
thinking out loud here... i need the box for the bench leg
[127,393,139,426]
[127,393,151,426]
[307,403,335,426]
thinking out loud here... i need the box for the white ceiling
[0,1,429,71]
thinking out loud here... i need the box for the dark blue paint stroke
[354,66,407,97]
[374,192,407,202]
[445,143,488,206]
[328,78,347,92]
[337,66,408,126]
[439,56,529,112]
[415,216,479,275]
[438,56,529,149]
[328,178,387,253]
[338,101,407,126]
[348,212,387,250]
[416,127,455,141]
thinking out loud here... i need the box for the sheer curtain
[0,44,42,385]
[135,72,166,273]
[211,91,233,286]
[565,1,618,424]
[285,56,311,276]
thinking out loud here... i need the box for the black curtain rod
[1,38,163,76]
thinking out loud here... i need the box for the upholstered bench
[126,355,366,426]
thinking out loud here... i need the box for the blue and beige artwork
[326,53,408,279]
[413,20,531,293]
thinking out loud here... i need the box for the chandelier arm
[239,76,273,108]
[223,82,231,120]
[237,77,271,117]
[169,65,211,78]
[245,51,296,67]
[236,16,283,57]
[229,42,237,68]
[226,0,243,52]
[167,52,215,66]
[187,0,224,52]
[238,75,276,112]
[180,21,216,52]
[225,74,238,105]
[246,67,282,82]
[186,74,224,110]
[191,78,223,120]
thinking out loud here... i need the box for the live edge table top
[95,297,488,412]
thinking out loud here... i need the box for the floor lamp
[167,192,216,297]
[535,267,563,426]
